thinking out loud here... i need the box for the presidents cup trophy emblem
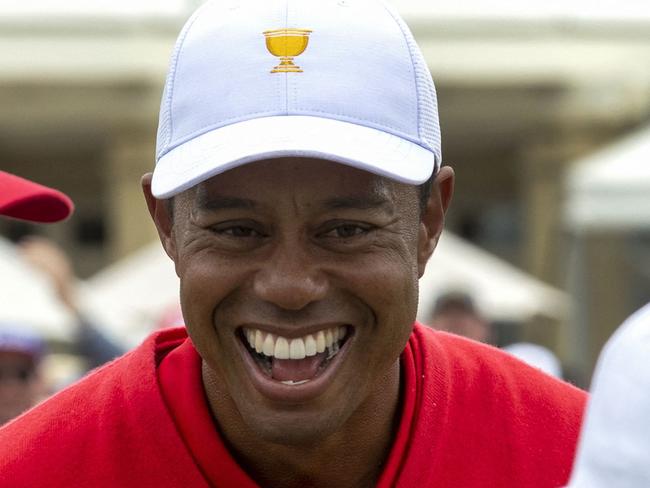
[263,28,312,73]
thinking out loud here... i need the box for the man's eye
[215,226,263,238]
[329,224,369,238]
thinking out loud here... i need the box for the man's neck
[202,362,402,488]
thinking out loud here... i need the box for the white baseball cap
[152,0,441,198]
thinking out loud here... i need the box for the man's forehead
[192,189,397,215]
[189,158,406,206]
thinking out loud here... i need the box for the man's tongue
[271,352,328,381]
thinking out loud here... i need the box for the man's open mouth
[239,326,351,385]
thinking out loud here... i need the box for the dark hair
[165,197,175,220]
[417,173,435,214]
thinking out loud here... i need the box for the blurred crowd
[0,237,124,425]
[428,290,562,378]
[0,172,124,425]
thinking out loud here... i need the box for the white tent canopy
[83,233,568,347]
[565,125,650,232]
[417,232,568,324]
[80,243,180,348]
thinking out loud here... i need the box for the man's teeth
[243,326,347,360]
[281,379,310,386]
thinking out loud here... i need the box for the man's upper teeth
[243,326,347,360]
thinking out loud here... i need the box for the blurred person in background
[1,171,124,370]
[566,303,650,488]
[0,324,46,426]
[430,292,564,378]
[18,237,124,371]
[0,170,72,424]
[0,170,122,424]
[428,290,491,343]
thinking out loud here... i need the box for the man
[1,172,121,410]
[0,1,586,486]
[17,237,125,371]
[428,291,491,343]
[0,172,72,425]
[0,171,123,365]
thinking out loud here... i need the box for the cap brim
[0,171,74,223]
[152,116,436,199]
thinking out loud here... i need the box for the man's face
[151,158,449,444]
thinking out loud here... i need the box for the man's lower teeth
[281,379,310,386]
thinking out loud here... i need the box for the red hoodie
[0,324,586,487]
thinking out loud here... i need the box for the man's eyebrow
[193,193,393,212]
[321,195,393,211]
[195,193,257,211]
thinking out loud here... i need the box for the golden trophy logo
[263,28,312,73]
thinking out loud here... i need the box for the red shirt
[0,324,586,487]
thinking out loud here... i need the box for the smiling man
[0,0,586,486]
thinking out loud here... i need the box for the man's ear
[141,173,178,264]
[417,166,455,277]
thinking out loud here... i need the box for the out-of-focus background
[1,0,650,391]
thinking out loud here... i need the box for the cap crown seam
[158,110,432,161]
[290,108,430,149]
[162,5,207,157]
[283,0,290,114]
[159,0,434,159]
[158,110,282,160]
[379,0,421,147]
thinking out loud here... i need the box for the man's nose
[253,242,328,310]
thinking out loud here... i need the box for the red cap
[0,171,74,223]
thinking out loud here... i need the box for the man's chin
[237,403,353,447]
